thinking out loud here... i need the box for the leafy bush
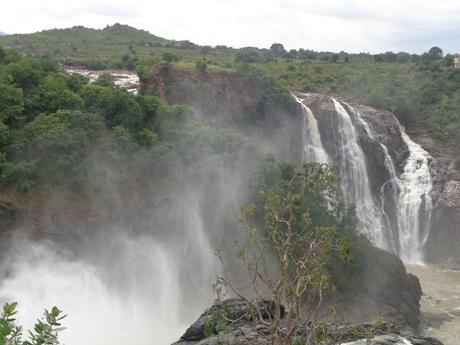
[0,302,66,345]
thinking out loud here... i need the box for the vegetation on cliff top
[2,25,457,160]
[0,47,259,194]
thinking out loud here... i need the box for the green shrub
[0,302,66,345]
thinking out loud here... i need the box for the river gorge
[0,66,458,345]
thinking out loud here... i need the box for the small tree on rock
[216,163,353,345]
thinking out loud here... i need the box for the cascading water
[293,94,329,163]
[344,103,434,261]
[346,104,401,252]
[330,99,388,249]
[0,199,219,345]
[397,126,433,263]
[296,95,434,261]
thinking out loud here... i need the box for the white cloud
[1,0,459,53]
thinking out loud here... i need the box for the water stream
[330,99,388,249]
[293,94,330,163]
[397,128,433,263]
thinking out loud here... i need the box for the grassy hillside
[0,24,234,69]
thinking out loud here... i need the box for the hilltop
[0,23,224,68]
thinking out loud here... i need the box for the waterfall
[293,94,329,163]
[330,99,388,249]
[295,94,434,260]
[342,102,434,261]
[346,104,401,253]
[0,200,218,345]
[397,126,433,263]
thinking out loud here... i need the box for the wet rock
[173,298,284,344]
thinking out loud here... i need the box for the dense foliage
[0,47,256,193]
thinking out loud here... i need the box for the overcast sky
[1,0,459,54]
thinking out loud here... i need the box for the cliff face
[147,65,304,163]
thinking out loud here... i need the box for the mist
[0,216,213,344]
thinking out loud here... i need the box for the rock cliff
[147,64,304,163]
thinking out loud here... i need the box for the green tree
[161,52,179,63]
[23,110,103,180]
[195,59,207,73]
[428,46,443,60]
[137,128,157,148]
[33,74,83,114]
[0,83,24,123]
[270,43,286,57]
[0,302,66,345]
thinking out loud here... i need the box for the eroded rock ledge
[172,298,443,345]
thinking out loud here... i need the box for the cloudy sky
[1,0,459,53]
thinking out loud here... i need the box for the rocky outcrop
[173,298,284,344]
[172,298,443,345]
[330,245,422,331]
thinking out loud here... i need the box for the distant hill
[0,23,219,68]
[0,31,7,36]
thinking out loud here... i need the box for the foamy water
[0,202,218,345]
[0,234,191,344]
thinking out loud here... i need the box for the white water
[63,66,140,94]
[0,201,218,345]
[397,127,433,263]
[293,94,330,163]
[350,105,401,252]
[301,97,434,261]
[331,99,388,249]
[345,103,434,262]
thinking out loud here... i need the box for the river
[407,264,460,345]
